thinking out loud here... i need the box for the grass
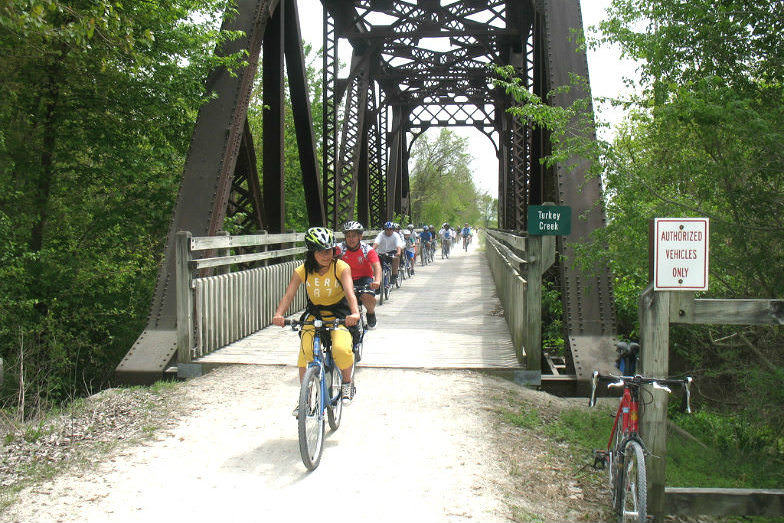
[509,504,545,523]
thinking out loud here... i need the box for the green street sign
[527,205,571,236]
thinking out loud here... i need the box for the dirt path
[3,365,609,522]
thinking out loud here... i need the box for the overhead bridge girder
[119,0,617,385]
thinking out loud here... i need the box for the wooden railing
[483,229,555,371]
[640,287,784,520]
[175,230,380,364]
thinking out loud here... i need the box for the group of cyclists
[271,220,474,413]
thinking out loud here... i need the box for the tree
[0,0,244,412]
[409,128,484,227]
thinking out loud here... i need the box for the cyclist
[372,221,404,284]
[418,225,433,265]
[394,223,406,245]
[272,227,360,409]
[337,221,381,328]
[403,224,418,275]
[461,223,472,250]
[438,222,452,258]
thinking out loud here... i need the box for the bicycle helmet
[343,220,364,233]
[407,224,414,230]
[422,225,429,231]
[304,227,334,251]
[383,221,394,229]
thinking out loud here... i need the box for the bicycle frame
[312,323,343,412]
[607,384,640,452]
[291,319,342,414]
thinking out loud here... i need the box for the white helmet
[342,221,364,233]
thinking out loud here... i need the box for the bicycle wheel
[354,313,365,363]
[616,439,647,523]
[379,269,387,305]
[298,366,325,471]
[326,362,343,431]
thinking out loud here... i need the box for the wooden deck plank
[197,242,522,370]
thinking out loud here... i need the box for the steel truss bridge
[117,0,616,385]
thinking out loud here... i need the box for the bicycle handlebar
[283,318,347,331]
[589,370,693,414]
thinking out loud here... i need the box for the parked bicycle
[284,317,355,471]
[589,367,693,523]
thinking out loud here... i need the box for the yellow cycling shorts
[298,315,354,371]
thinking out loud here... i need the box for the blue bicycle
[285,317,352,470]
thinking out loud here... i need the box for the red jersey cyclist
[337,221,382,328]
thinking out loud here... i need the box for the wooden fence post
[176,231,194,364]
[525,234,542,371]
[639,284,671,522]
[217,230,230,275]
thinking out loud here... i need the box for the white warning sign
[654,218,709,291]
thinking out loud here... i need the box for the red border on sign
[654,218,709,290]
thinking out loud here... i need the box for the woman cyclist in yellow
[272,227,360,407]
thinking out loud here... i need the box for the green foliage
[668,408,784,489]
[493,65,602,177]
[409,128,492,227]
[0,0,243,412]
[541,280,565,356]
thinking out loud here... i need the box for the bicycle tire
[298,366,325,471]
[326,363,342,431]
[617,439,647,523]
[354,312,365,363]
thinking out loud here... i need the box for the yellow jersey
[294,259,350,306]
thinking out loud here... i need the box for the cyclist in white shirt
[373,221,405,284]
[438,222,452,257]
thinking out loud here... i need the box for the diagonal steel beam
[333,49,372,226]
